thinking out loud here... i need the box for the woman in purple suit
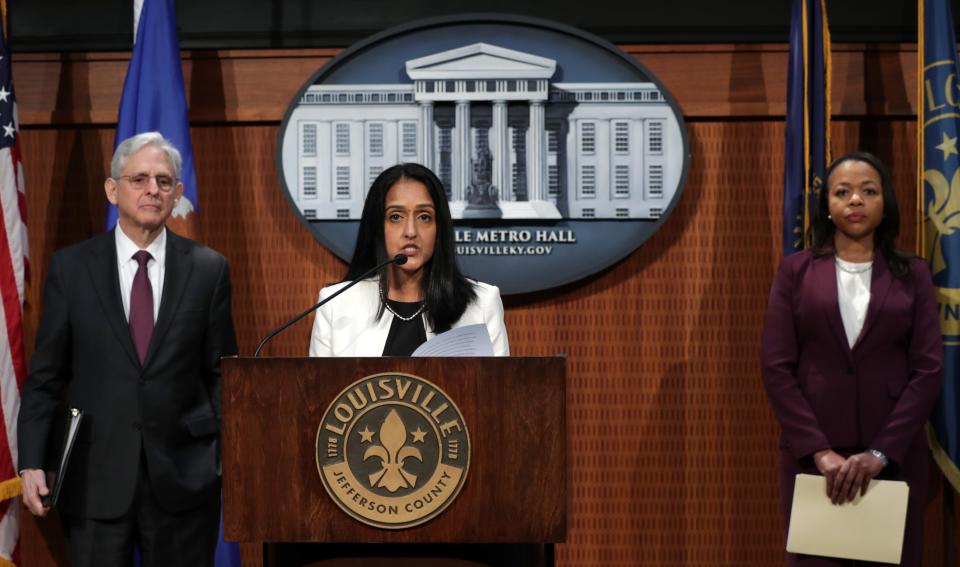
[761,151,943,566]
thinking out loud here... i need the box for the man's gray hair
[110,132,183,180]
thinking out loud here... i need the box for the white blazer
[308,278,510,357]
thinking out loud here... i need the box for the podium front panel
[221,356,566,544]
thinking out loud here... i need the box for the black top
[381,300,427,356]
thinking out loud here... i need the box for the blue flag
[783,0,831,254]
[115,0,236,563]
[108,0,198,237]
[920,0,960,493]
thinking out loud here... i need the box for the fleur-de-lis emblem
[362,410,423,492]
[924,168,960,276]
[810,173,824,198]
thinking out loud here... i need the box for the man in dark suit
[17,131,237,567]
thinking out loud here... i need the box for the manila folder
[786,473,908,564]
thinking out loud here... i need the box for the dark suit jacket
[761,250,942,465]
[17,229,237,519]
[761,250,943,566]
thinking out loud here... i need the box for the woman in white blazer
[309,163,509,357]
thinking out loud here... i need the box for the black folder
[43,407,83,508]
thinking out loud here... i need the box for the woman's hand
[814,449,846,501]
[831,451,885,504]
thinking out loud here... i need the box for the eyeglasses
[117,174,178,192]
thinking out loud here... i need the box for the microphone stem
[253,256,402,357]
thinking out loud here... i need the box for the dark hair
[808,151,912,278]
[345,162,477,333]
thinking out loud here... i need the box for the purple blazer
[762,250,943,566]
[761,249,943,466]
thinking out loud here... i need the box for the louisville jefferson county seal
[316,373,470,529]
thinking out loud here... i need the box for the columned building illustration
[405,44,557,218]
[280,43,683,220]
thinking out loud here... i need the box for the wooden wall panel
[10,43,920,125]
[12,46,960,567]
[543,120,784,566]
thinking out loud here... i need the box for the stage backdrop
[10,42,960,566]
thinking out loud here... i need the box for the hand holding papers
[412,324,494,357]
[786,473,909,564]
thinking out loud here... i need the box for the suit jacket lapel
[86,230,140,368]
[855,252,893,349]
[359,300,393,356]
[812,253,852,356]
[143,230,193,367]
[364,318,393,356]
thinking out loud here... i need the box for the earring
[827,214,832,220]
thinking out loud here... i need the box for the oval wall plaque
[278,14,690,294]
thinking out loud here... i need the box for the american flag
[0,22,28,567]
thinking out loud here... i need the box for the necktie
[129,250,154,364]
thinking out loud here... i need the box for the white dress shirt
[115,225,166,322]
[835,256,872,348]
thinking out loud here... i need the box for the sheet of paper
[786,473,909,564]
[411,324,494,357]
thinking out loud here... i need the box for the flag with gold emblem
[783,0,831,253]
[919,0,960,493]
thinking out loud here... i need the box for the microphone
[253,254,408,357]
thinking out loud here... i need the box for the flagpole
[946,475,957,567]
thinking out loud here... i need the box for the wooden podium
[221,356,566,567]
